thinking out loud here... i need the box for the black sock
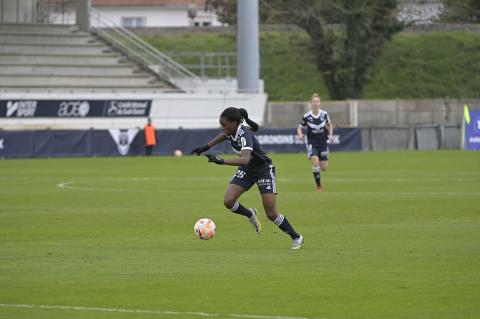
[312,166,321,186]
[273,214,299,239]
[230,201,253,218]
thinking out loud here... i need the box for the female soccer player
[191,107,304,250]
[297,93,333,192]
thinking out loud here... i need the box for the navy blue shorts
[306,144,329,161]
[229,164,277,194]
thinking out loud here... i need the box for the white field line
[56,180,212,193]
[0,303,323,319]
[293,177,478,182]
[57,181,144,192]
[54,176,480,183]
[57,177,480,196]
[306,191,480,196]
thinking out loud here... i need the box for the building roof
[38,0,207,7]
[92,0,206,7]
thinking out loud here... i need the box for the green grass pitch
[1,150,479,319]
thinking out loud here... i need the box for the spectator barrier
[0,128,362,158]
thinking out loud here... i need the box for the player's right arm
[208,148,251,166]
[297,125,305,141]
[206,132,227,148]
[297,116,306,141]
[190,132,226,155]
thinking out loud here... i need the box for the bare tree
[210,0,403,99]
[271,0,403,99]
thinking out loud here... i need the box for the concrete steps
[0,23,81,34]
[0,63,140,76]
[0,43,112,54]
[0,74,158,86]
[0,52,124,64]
[0,33,97,44]
[0,86,178,93]
[0,23,173,92]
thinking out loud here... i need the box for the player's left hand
[206,154,225,165]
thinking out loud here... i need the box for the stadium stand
[0,23,173,93]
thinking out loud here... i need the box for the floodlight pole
[237,0,260,93]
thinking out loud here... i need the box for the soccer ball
[194,218,216,240]
[174,149,183,157]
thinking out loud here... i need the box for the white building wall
[94,7,190,27]
[47,6,221,27]
[48,10,75,24]
[398,0,444,24]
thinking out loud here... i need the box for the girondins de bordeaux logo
[108,129,139,156]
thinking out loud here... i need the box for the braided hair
[220,107,259,132]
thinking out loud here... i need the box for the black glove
[206,154,225,165]
[190,144,210,155]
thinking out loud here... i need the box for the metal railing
[166,51,237,78]
[90,7,200,91]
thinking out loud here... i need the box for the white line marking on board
[0,303,325,319]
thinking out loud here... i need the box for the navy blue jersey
[226,125,272,173]
[299,110,331,147]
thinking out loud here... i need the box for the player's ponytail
[238,108,259,132]
[220,107,260,132]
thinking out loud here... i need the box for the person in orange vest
[144,117,156,156]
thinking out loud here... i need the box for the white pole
[76,0,91,31]
[460,116,465,150]
[349,100,358,127]
[237,0,259,93]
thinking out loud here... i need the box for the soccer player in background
[191,107,304,250]
[297,93,333,192]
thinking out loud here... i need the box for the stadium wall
[265,98,479,128]
[359,124,461,151]
[0,94,469,155]
[0,92,267,130]
[0,124,461,159]
[0,128,362,158]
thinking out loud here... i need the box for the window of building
[121,17,146,28]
